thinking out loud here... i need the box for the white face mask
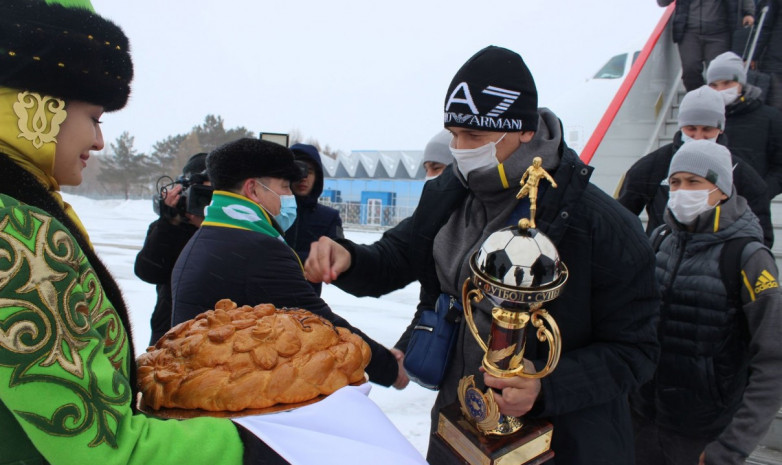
[449,133,507,179]
[668,187,719,225]
[680,132,719,144]
[719,86,740,105]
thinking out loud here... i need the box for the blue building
[320,150,427,226]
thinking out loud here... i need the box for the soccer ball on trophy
[470,219,567,309]
[475,221,561,291]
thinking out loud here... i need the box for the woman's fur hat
[0,0,133,111]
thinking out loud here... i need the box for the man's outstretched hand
[304,237,352,284]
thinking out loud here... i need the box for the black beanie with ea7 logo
[444,46,539,133]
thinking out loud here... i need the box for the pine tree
[149,133,187,177]
[194,115,254,152]
[98,132,155,199]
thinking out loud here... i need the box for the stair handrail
[745,5,770,70]
[580,4,675,165]
[641,68,684,157]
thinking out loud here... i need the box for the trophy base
[431,402,554,465]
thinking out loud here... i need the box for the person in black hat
[304,45,661,464]
[0,1,293,464]
[135,152,212,345]
[283,143,344,296]
[170,138,406,389]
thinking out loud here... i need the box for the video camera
[153,172,213,221]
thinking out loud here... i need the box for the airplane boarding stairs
[580,5,782,463]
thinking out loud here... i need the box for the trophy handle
[462,278,489,353]
[516,308,562,379]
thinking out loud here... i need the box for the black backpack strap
[650,224,672,252]
[720,236,764,307]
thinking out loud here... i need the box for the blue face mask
[257,181,298,232]
[275,194,298,231]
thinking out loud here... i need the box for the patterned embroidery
[0,204,130,447]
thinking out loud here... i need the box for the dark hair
[206,138,302,191]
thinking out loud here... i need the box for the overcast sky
[90,1,666,155]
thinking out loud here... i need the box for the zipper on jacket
[661,233,691,322]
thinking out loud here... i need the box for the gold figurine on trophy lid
[516,156,557,228]
[434,159,566,465]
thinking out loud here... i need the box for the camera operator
[135,152,213,345]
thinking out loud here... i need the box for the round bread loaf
[137,299,371,411]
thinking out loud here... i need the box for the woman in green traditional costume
[0,1,285,463]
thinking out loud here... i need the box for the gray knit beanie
[678,85,726,130]
[423,129,454,165]
[706,51,747,85]
[669,139,733,194]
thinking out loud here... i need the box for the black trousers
[632,409,711,465]
[678,31,732,91]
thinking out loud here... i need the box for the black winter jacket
[171,225,398,387]
[617,132,774,245]
[632,196,759,437]
[757,0,782,73]
[334,148,661,464]
[134,218,197,345]
[724,85,782,197]
[631,192,782,464]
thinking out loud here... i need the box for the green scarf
[202,190,281,238]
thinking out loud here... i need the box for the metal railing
[319,201,416,229]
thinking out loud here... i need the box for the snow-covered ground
[63,193,438,456]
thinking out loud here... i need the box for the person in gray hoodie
[631,140,782,465]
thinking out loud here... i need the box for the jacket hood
[290,143,324,206]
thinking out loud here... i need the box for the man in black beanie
[134,152,212,345]
[170,138,406,389]
[304,45,660,464]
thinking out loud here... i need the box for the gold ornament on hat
[13,92,66,149]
